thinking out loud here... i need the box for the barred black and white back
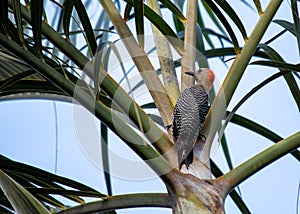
[172,84,209,170]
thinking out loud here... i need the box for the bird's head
[185,68,215,90]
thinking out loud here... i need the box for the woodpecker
[172,68,215,170]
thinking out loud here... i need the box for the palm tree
[0,0,299,213]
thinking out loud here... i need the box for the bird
[172,68,215,170]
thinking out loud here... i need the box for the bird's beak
[185,71,195,76]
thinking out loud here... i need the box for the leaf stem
[98,0,174,128]
[215,131,300,197]
[147,0,180,106]
[57,193,170,213]
[201,0,284,163]
[181,0,198,90]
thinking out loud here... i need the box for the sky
[0,0,300,213]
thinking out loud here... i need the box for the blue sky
[1,0,300,213]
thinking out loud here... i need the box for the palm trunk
[168,173,224,214]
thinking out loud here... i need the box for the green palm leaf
[0,0,8,34]
[159,0,186,22]
[256,44,300,111]
[229,113,300,161]
[11,0,26,48]
[62,0,73,41]
[125,0,184,54]
[0,170,50,213]
[133,0,144,48]
[253,0,263,15]
[214,0,248,40]
[30,0,43,55]
[203,0,240,53]
[101,122,113,196]
[291,0,300,54]
[73,0,97,55]
[1,0,299,213]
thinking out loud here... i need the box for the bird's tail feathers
[177,140,194,170]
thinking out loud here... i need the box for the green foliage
[0,155,104,212]
[0,0,299,213]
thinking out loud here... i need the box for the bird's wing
[173,87,208,162]
[174,87,208,138]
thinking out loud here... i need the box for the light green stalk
[201,0,284,163]
[216,131,300,198]
[98,0,174,128]
[57,193,170,213]
[147,0,180,106]
[0,170,50,213]
[181,0,198,90]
